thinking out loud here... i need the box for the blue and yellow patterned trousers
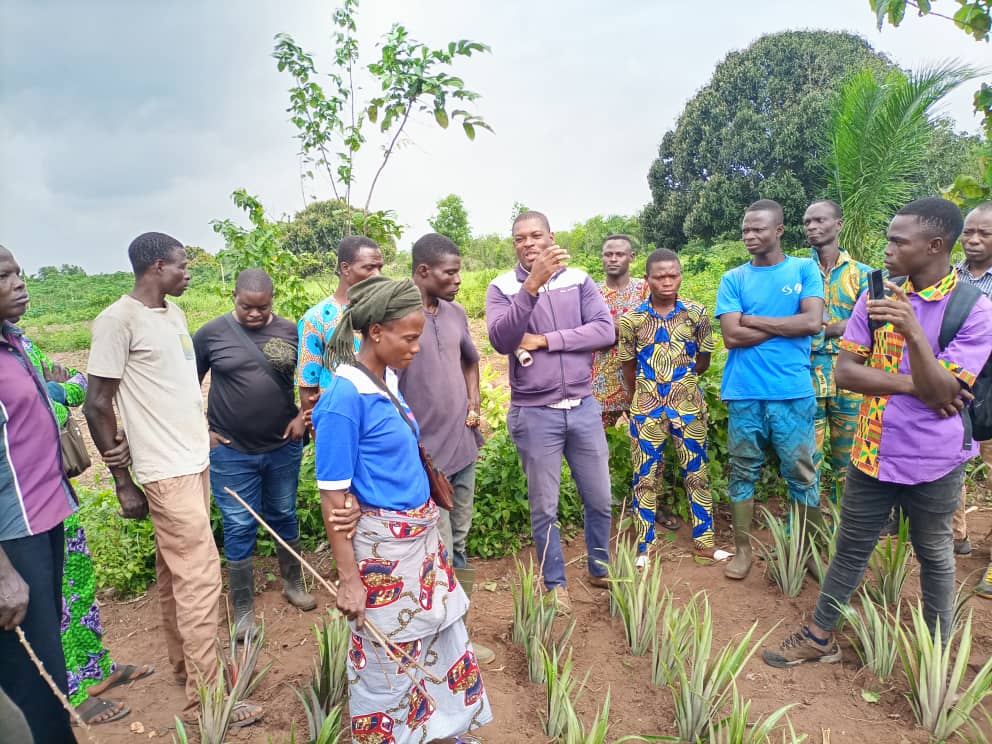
[630,406,713,553]
[812,351,861,504]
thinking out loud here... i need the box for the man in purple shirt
[0,245,77,743]
[763,198,992,668]
[486,211,615,612]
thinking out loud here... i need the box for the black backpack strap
[937,280,983,448]
[938,281,982,351]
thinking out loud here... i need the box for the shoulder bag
[60,412,92,478]
[353,362,454,511]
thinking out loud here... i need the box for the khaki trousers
[143,469,222,712]
[952,440,992,541]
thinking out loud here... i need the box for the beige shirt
[87,295,209,484]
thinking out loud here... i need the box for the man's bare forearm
[904,331,962,409]
[83,401,136,487]
[742,312,821,338]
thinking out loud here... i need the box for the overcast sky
[1,0,988,274]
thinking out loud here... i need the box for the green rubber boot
[227,557,256,641]
[725,499,754,580]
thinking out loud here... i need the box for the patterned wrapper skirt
[61,513,115,705]
[347,499,492,743]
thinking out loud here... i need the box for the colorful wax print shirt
[0,322,76,540]
[840,271,992,485]
[591,279,647,413]
[715,256,823,401]
[956,259,992,298]
[296,296,361,391]
[618,298,714,416]
[312,364,429,512]
[810,250,871,398]
[21,334,87,427]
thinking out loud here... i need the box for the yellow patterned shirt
[618,297,714,417]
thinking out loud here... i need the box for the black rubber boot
[277,539,317,611]
[227,557,256,641]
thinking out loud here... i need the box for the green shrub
[77,485,157,597]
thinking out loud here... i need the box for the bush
[77,485,157,597]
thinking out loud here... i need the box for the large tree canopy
[642,31,891,248]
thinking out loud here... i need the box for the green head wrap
[326,275,423,367]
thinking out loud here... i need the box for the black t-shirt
[193,313,299,453]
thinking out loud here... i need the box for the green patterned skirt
[61,513,116,706]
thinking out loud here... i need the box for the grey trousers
[436,461,476,567]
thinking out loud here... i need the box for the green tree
[282,197,398,263]
[272,0,491,243]
[870,0,992,208]
[211,190,312,320]
[823,64,979,261]
[642,31,892,248]
[554,214,643,276]
[428,194,472,247]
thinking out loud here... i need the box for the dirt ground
[47,349,992,744]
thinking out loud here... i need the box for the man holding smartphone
[763,198,992,667]
[485,211,615,613]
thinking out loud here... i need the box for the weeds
[756,504,811,597]
[669,594,769,742]
[609,538,665,655]
[291,610,351,741]
[837,589,900,683]
[865,512,912,607]
[898,601,992,741]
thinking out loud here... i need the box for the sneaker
[635,553,648,572]
[762,626,842,668]
[954,538,972,556]
[976,562,992,599]
[547,586,572,615]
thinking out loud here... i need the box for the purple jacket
[486,264,614,406]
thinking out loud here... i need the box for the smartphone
[868,269,885,332]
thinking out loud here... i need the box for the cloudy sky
[1,0,988,274]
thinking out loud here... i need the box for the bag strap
[223,314,293,404]
[351,362,419,439]
[938,281,982,351]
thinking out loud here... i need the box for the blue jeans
[727,398,819,506]
[814,464,964,641]
[508,396,613,589]
[209,439,304,561]
[436,462,476,569]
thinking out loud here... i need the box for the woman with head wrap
[313,276,492,744]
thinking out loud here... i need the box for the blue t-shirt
[312,364,429,511]
[715,255,824,401]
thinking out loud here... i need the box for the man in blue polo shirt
[716,199,825,580]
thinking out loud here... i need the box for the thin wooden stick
[223,487,443,685]
[15,626,101,743]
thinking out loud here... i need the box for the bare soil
[48,350,992,744]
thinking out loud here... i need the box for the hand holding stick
[222,486,442,685]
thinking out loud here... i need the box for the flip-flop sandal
[75,696,131,725]
[97,663,155,694]
[229,700,264,729]
[655,508,681,531]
